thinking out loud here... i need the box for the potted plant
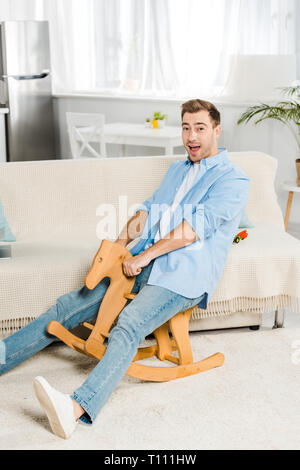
[237,85,300,185]
[145,118,151,128]
[152,112,167,129]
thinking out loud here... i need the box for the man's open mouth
[188,145,201,153]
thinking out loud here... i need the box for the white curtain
[0,0,297,98]
[43,0,96,92]
[0,0,44,20]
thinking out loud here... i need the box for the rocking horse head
[85,239,132,290]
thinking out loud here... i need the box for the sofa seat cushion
[192,225,300,318]
[0,238,100,332]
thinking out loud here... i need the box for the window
[17,0,298,99]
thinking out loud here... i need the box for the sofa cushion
[239,208,254,228]
[0,159,106,241]
[229,152,284,229]
[0,238,99,334]
[193,225,300,318]
[0,202,15,241]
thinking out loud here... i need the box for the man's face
[181,110,221,164]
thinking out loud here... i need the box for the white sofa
[0,151,300,338]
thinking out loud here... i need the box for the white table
[281,181,300,230]
[80,122,183,156]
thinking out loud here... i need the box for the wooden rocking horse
[47,239,224,382]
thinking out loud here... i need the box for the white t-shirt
[154,162,202,243]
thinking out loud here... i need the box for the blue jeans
[0,261,205,424]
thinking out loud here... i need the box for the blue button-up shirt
[130,148,250,309]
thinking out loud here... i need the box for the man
[0,99,250,439]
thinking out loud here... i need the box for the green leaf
[237,86,300,151]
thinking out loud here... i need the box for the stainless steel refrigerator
[0,21,56,162]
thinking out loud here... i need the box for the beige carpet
[0,310,300,450]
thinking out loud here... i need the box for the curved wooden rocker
[47,239,224,382]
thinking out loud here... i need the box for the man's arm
[122,220,198,277]
[115,210,149,248]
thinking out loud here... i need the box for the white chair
[66,112,106,158]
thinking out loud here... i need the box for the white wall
[53,94,300,231]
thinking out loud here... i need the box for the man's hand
[122,252,152,277]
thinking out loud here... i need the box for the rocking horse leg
[153,322,175,361]
[132,322,176,362]
[47,321,89,355]
[85,278,133,358]
[169,308,194,365]
[133,344,158,361]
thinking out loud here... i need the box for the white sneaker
[33,376,77,439]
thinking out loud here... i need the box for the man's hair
[181,99,221,128]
